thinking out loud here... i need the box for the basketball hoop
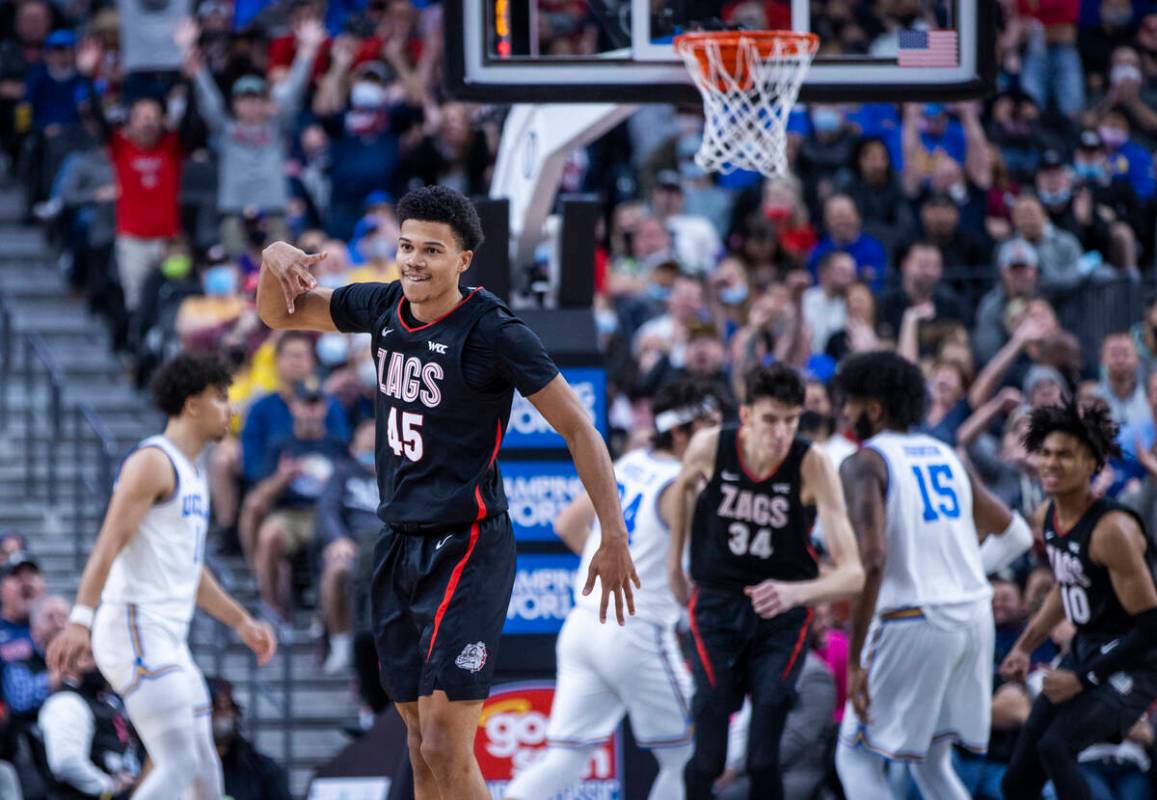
[674,31,819,178]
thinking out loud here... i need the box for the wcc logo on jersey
[476,682,622,799]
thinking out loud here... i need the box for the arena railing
[71,403,116,570]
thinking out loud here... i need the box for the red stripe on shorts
[687,589,717,688]
[781,607,814,680]
[425,486,488,661]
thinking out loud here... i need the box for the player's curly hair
[397,186,485,252]
[834,351,927,430]
[744,363,805,407]
[1023,399,1121,471]
[150,352,232,418]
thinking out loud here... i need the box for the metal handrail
[0,296,11,433]
[23,332,64,503]
[71,403,116,571]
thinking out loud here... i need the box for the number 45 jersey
[864,431,991,611]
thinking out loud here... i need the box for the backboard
[444,0,995,104]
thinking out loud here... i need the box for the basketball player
[833,351,1033,799]
[667,363,865,800]
[507,380,721,800]
[256,185,637,800]
[1000,401,1157,799]
[47,353,278,800]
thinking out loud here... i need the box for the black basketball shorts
[371,513,516,703]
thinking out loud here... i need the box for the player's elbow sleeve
[979,512,1033,575]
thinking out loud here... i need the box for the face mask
[356,450,375,468]
[162,254,192,280]
[798,410,833,436]
[317,272,347,289]
[594,307,619,336]
[357,358,379,390]
[212,715,237,744]
[719,284,749,306]
[316,333,349,366]
[812,108,843,134]
[1103,8,1134,27]
[350,81,387,109]
[361,237,393,262]
[1074,161,1105,181]
[1098,126,1127,149]
[1038,185,1071,206]
[647,283,671,303]
[1111,63,1143,85]
[947,183,968,203]
[203,265,238,297]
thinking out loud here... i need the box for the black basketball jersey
[330,282,559,527]
[690,428,818,593]
[1043,497,1155,640]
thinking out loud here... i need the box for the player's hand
[999,647,1030,683]
[1042,669,1083,704]
[46,623,91,673]
[237,617,278,666]
[848,664,871,723]
[668,565,692,608]
[582,533,640,626]
[744,579,802,618]
[261,241,324,314]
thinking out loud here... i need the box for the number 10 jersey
[863,431,990,612]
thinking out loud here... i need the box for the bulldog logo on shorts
[455,642,487,673]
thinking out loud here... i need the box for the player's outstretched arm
[969,469,1033,574]
[554,491,597,555]
[196,567,277,666]
[529,375,639,625]
[47,449,173,673]
[666,426,719,608]
[1001,584,1065,684]
[257,241,337,331]
[839,448,888,723]
[746,448,865,618]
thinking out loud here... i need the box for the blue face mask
[317,272,347,289]
[203,265,238,297]
[719,284,749,306]
[1074,161,1104,182]
[316,333,349,366]
[647,283,672,302]
[355,450,375,468]
[812,108,843,134]
[1038,185,1071,206]
[595,308,619,336]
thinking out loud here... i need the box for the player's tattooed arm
[839,448,888,723]
[196,568,278,666]
[530,375,640,625]
[666,426,719,608]
[554,491,597,555]
[257,241,337,329]
[47,449,173,672]
[746,448,864,617]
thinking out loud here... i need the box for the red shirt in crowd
[109,130,182,239]
[1015,0,1079,26]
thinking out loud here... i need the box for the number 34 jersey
[864,431,990,611]
[690,428,818,593]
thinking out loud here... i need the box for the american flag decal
[897,30,958,68]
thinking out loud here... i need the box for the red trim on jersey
[426,486,487,661]
[1051,498,1096,538]
[397,287,483,333]
[687,589,717,688]
[488,420,503,468]
[781,608,814,680]
[736,427,786,483]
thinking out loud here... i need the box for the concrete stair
[0,185,358,797]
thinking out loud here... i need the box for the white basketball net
[676,33,818,178]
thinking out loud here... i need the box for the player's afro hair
[397,185,485,252]
[150,352,232,418]
[744,363,806,407]
[835,351,927,430]
[1023,399,1121,471]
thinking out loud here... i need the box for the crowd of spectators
[4,0,1157,796]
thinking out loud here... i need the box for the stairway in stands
[0,184,357,798]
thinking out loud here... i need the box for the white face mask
[357,358,379,390]
[350,81,387,109]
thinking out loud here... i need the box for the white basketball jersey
[865,432,991,611]
[574,449,682,626]
[101,435,210,625]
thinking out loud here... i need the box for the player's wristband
[68,605,95,630]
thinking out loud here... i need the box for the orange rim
[674,30,819,90]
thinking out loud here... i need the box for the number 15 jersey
[864,431,990,611]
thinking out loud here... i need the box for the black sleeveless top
[1043,497,1154,643]
[49,687,139,800]
[690,428,818,593]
